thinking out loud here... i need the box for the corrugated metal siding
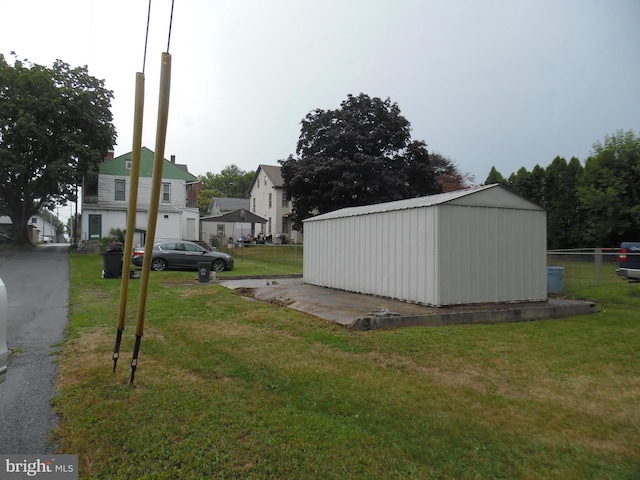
[304,204,440,304]
[303,185,546,307]
[436,205,546,305]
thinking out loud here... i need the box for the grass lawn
[53,253,640,479]
[218,244,303,276]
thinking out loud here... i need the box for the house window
[115,179,126,201]
[217,224,225,236]
[125,160,132,170]
[282,196,288,207]
[31,217,38,224]
[162,183,171,203]
[282,216,289,233]
[268,217,272,235]
[252,198,256,212]
[269,193,272,208]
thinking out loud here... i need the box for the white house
[81,147,200,246]
[248,165,301,243]
[0,215,59,243]
[303,184,547,307]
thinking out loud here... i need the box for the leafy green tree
[198,165,255,214]
[485,166,507,185]
[508,165,546,207]
[579,130,640,245]
[200,165,253,197]
[0,54,116,244]
[280,93,461,230]
[545,156,584,248]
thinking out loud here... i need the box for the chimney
[170,155,176,163]
[104,150,114,161]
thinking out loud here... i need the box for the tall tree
[508,165,546,207]
[0,54,116,244]
[280,93,462,230]
[485,166,507,185]
[579,130,640,245]
[198,165,255,214]
[545,156,584,248]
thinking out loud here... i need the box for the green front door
[88,214,102,239]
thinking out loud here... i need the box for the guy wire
[142,0,152,73]
[167,0,175,53]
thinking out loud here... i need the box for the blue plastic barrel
[547,266,565,294]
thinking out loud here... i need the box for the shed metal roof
[304,184,543,223]
[201,209,267,224]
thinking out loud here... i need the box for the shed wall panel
[437,205,546,305]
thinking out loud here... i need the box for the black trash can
[103,251,123,279]
[198,262,210,283]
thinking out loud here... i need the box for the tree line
[486,129,640,248]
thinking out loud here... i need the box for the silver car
[132,240,234,272]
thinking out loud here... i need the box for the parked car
[0,277,8,384]
[131,240,234,272]
[616,242,640,282]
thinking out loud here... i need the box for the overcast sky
[1,0,639,188]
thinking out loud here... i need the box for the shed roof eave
[303,184,543,223]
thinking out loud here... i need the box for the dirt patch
[234,287,256,298]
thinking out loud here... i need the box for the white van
[0,278,7,383]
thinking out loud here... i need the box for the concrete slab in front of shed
[219,277,596,329]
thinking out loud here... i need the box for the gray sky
[1,0,639,187]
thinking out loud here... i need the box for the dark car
[132,240,234,272]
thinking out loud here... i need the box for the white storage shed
[303,184,547,307]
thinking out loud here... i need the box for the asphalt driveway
[0,244,69,454]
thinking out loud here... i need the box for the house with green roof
[81,147,200,246]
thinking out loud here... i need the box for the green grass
[53,253,640,479]
[218,244,303,276]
